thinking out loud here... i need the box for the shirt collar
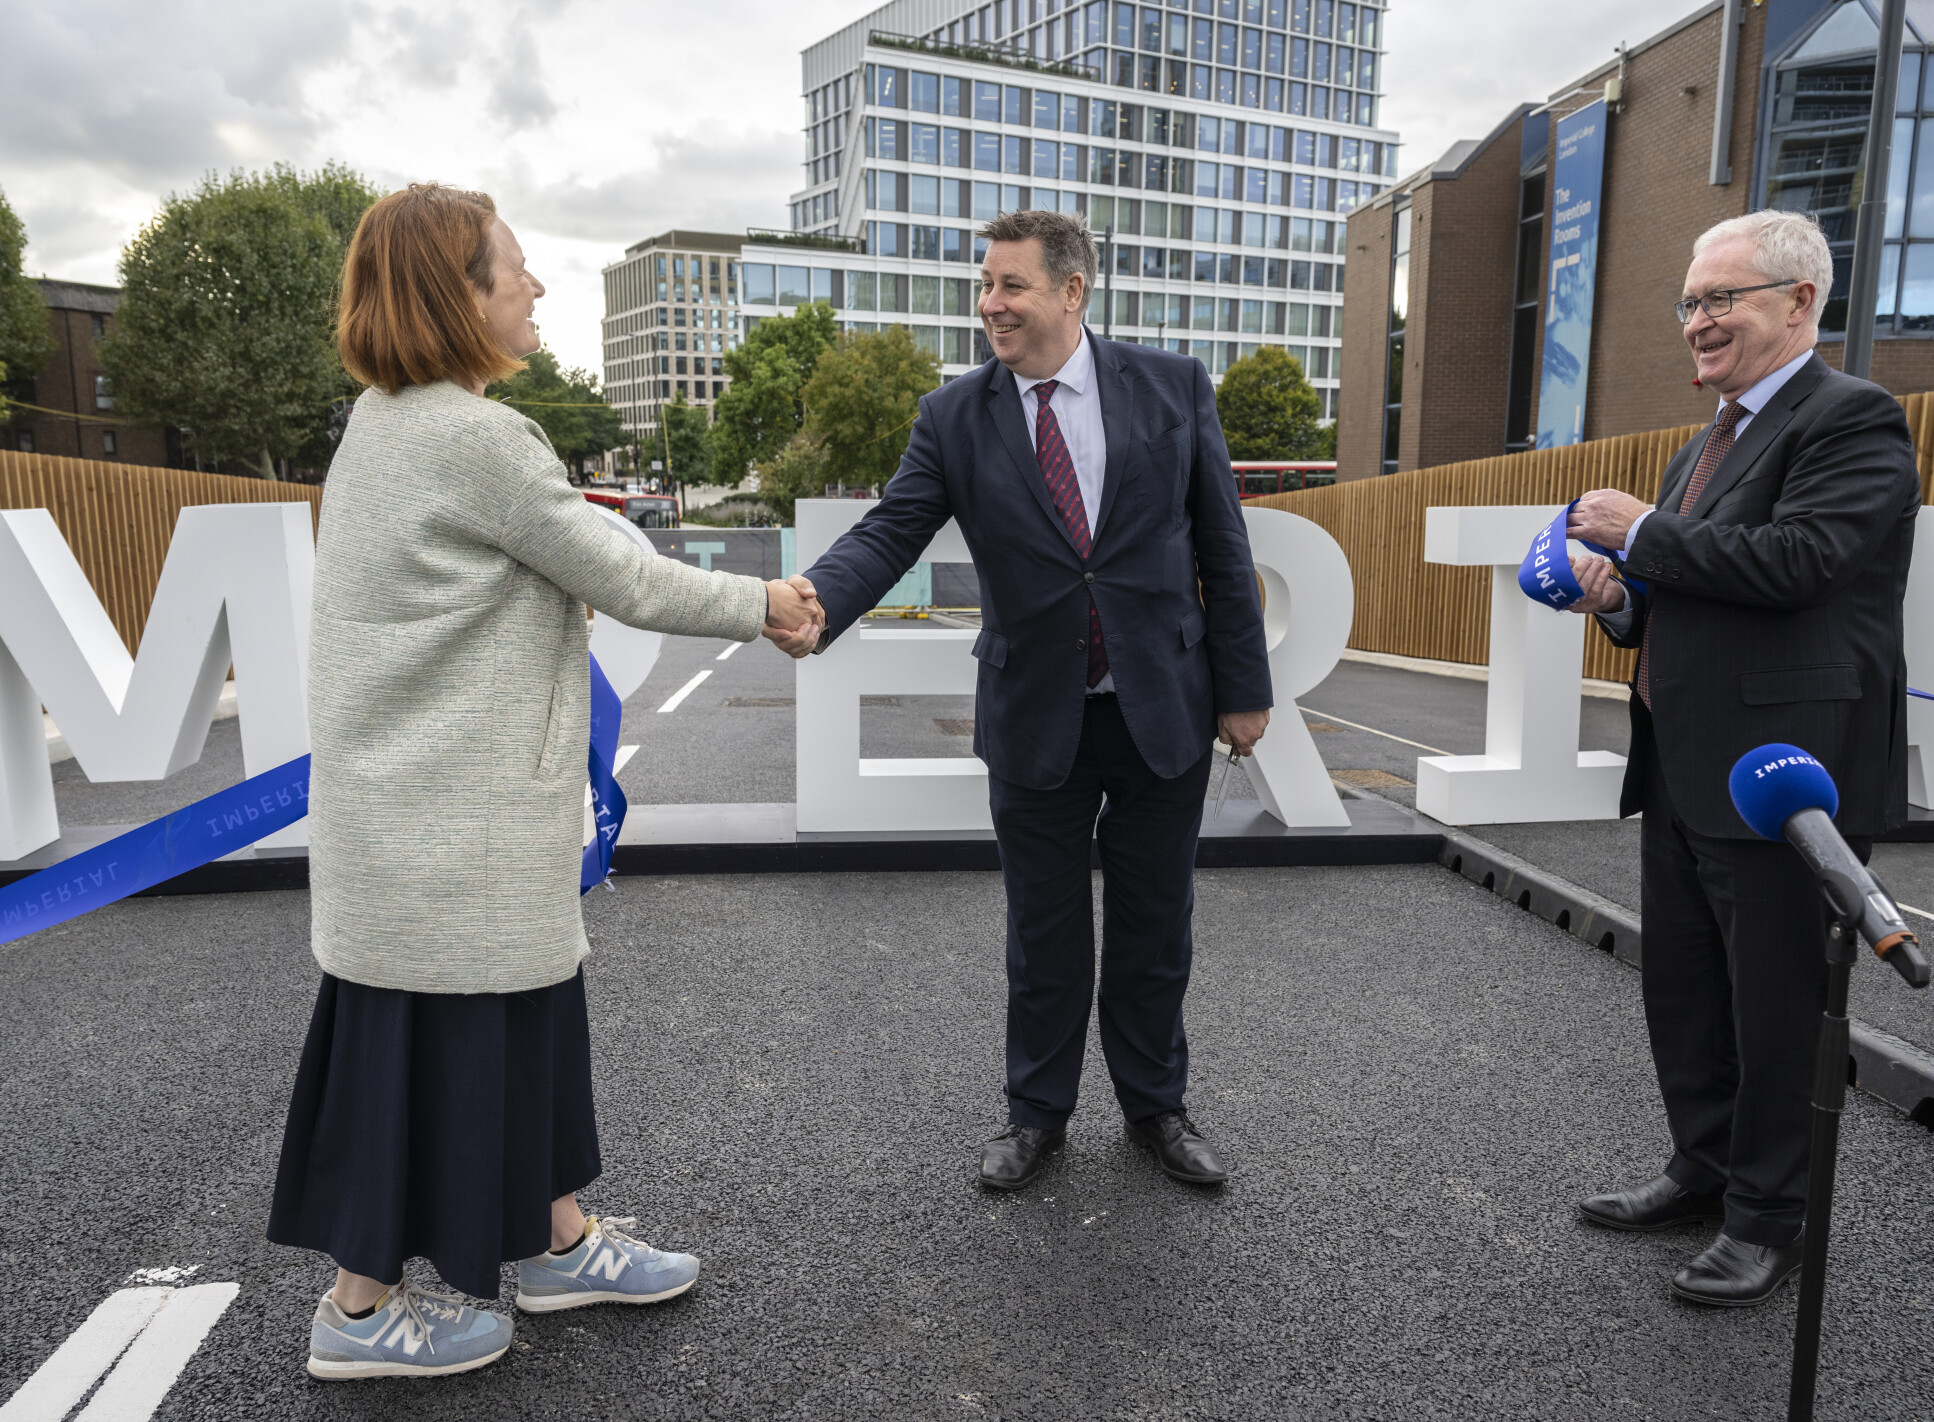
[1015,329,1093,401]
[1726,350,1812,418]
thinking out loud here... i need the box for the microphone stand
[1786,910,1858,1422]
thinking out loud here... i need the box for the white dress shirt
[1014,330,1115,693]
[1600,350,1814,633]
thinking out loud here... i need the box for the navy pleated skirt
[267,968,601,1300]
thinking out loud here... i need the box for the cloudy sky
[5,0,1705,376]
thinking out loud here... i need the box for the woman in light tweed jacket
[267,184,824,1381]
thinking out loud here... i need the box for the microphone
[1729,745,1931,986]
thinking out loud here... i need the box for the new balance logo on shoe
[586,1247,629,1283]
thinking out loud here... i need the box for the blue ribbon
[581,653,628,893]
[0,754,311,947]
[1,653,629,944]
[1518,499,1649,610]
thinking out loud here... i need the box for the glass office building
[1762,0,1934,333]
[749,0,1398,413]
[601,231,745,446]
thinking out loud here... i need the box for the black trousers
[987,694,1215,1130]
[1639,751,1862,1247]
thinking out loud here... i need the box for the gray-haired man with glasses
[1560,211,1920,1307]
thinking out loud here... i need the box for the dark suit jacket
[1597,354,1919,838]
[804,330,1272,790]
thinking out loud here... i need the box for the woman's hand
[762,576,825,658]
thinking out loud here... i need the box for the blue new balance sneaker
[516,1215,699,1313]
[307,1275,514,1380]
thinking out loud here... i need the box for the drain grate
[933,718,975,736]
[1331,767,1414,789]
[723,697,795,707]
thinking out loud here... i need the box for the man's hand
[1564,555,1627,616]
[1566,489,1650,549]
[1218,709,1270,757]
[762,575,825,659]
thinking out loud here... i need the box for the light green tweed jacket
[308,380,768,993]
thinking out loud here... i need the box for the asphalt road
[5,866,1934,1420]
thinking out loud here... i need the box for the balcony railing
[868,30,1102,83]
[745,228,863,252]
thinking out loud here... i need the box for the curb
[1435,824,1934,1127]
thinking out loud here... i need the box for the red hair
[337,183,525,394]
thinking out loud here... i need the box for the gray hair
[977,208,1099,310]
[1692,210,1836,327]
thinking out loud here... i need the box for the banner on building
[1535,99,1608,449]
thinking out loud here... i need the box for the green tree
[0,187,55,424]
[1214,345,1326,461]
[755,430,830,526]
[802,325,940,490]
[661,389,716,488]
[712,301,838,481]
[98,164,382,478]
[487,348,626,476]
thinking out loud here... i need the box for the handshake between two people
[761,575,826,658]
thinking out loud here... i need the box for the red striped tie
[1635,400,1747,709]
[1031,380,1108,688]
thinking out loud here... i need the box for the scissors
[1212,743,1242,817]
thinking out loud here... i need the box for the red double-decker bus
[583,489,680,528]
[1232,461,1337,499]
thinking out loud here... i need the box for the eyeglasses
[1674,279,1799,325]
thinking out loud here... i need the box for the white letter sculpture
[794,499,986,833]
[1239,504,1352,827]
[1415,505,1625,825]
[0,504,316,859]
[1907,507,1934,809]
[792,499,1356,834]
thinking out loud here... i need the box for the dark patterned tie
[1031,380,1108,688]
[1636,400,1748,709]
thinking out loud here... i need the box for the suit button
[1075,639,1086,650]
[1084,572,1095,583]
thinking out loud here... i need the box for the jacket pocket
[973,628,1009,668]
[1180,609,1206,648]
[536,678,568,777]
[1738,664,1862,705]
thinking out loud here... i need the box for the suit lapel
[1089,327,1133,545]
[1657,437,1701,513]
[1687,354,1829,518]
[983,357,1080,555]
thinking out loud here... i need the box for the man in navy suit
[804,210,1273,1190]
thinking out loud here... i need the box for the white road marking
[657,670,712,714]
[1299,707,1450,756]
[2,1283,236,1422]
[0,1289,169,1422]
[1899,901,1934,924]
[74,1283,238,1422]
[715,641,743,661]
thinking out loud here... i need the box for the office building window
[1505,164,1545,452]
[94,374,113,411]
[1382,202,1409,475]
[102,430,117,455]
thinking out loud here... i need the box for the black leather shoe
[1125,1111,1227,1184]
[979,1125,1064,1191]
[1672,1230,1805,1307]
[1579,1174,1725,1232]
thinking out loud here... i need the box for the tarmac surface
[5,864,1934,1421]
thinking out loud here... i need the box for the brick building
[1337,0,1934,481]
[5,280,168,466]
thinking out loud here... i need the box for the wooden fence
[0,452,323,654]
[1251,391,1934,684]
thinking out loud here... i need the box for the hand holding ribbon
[1517,498,1649,611]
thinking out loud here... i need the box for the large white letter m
[0,504,314,860]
